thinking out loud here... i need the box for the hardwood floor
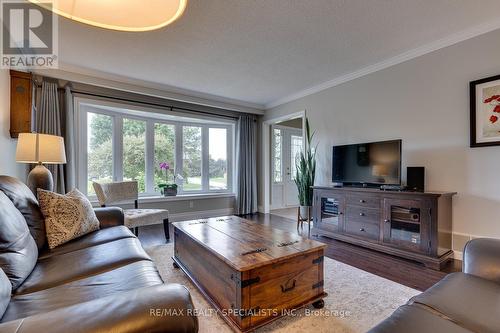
[137,212,461,292]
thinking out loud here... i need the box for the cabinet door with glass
[382,198,431,254]
[313,190,345,234]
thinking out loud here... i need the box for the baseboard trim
[168,208,234,222]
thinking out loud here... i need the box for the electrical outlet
[189,201,194,208]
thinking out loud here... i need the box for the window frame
[75,97,235,197]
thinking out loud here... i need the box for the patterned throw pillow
[37,189,100,249]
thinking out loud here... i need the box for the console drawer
[344,220,380,240]
[346,194,380,208]
[346,206,380,225]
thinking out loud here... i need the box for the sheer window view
[290,135,303,180]
[122,118,146,192]
[182,126,202,191]
[87,112,113,194]
[209,128,228,190]
[273,128,282,183]
[82,103,233,195]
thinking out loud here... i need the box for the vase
[165,187,178,196]
[299,205,311,220]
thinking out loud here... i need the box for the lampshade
[29,0,187,32]
[16,133,67,164]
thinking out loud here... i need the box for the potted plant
[158,162,178,196]
[294,118,316,220]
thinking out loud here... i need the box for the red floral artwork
[483,94,500,123]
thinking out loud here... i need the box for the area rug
[146,244,419,333]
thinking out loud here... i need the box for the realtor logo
[1,0,58,68]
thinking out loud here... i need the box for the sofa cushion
[0,269,11,320]
[15,237,151,295]
[38,226,134,260]
[38,189,100,249]
[368,304,473,333]
[411,272,500,333]
[3,260,162,322]
[0,191,38,290]
[0,176,46,250]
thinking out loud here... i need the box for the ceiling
[57,0,500,109]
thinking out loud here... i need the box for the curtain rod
[71,90,244,121]
[31,74,256,121]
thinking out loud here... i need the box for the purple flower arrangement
[158,162,177,196]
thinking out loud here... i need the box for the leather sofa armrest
[0,284,198,333]
[463,238,500,284]
[94,207,125,229]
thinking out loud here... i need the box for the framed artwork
[470,74,500,147]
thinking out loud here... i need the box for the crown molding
[266,19,500,109]
[33,62,265,114]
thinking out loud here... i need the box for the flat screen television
[332,139,402,186]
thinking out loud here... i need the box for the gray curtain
[236,114,258,215]
[63,86,76,191]
[36,81,65,193]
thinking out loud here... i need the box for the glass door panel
[320,196,343,232]
[383,198,429,253]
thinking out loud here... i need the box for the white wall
[264,28,500,247]
[0,69,26,179]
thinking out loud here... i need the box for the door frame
[261,110,306,213]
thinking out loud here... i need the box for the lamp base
[27,164,53,195]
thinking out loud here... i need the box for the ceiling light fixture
[29,0,187,32]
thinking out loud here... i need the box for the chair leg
[163,218,170,242]
[133,227,139,237]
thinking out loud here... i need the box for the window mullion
[202,126,209,191]
[114,116,123,182]
[175,124,183,193]
[145,121,154,194]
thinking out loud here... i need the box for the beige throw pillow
[38,189,99,249]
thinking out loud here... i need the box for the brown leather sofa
[369,238,500,333]
[0,176,198,333]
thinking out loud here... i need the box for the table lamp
[16,133,67,194]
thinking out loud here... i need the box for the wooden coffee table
[172,216,327,332]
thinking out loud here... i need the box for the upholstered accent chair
[93,181,170,241]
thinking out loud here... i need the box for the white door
[271,126,303,208]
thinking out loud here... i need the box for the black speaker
[407,167,425,192]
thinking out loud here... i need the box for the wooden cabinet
[10,70,33,138]
[312,186,456,270]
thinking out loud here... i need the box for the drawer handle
[281,280,296,293]
[359,199,366,203]
[359,228,365,232]
[359,212,365,216]
[384,219,390,223]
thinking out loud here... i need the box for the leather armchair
[369,238,500,333]
[463,238,500,284]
